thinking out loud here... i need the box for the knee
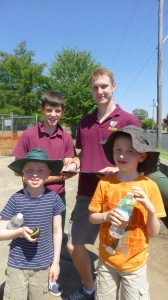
[67,243,84,257]
[66,242,75,255]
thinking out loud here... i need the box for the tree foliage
[0,41,48,115]
[48,48,100,136]
[141,119,153,129]
[132,108,148,120]
[2,42,156,137]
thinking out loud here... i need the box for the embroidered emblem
[108,121,118,131]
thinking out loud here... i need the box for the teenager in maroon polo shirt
[64,68,141,300]
[12,91,76,297]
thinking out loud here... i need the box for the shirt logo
[108,121,118,131]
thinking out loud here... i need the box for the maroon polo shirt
[12,122,76,196]
[76,105,141,197]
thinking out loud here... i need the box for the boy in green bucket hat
[0,148,65,300]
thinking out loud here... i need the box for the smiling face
[22,161,50,193]
[91,75,116,106]
[113,135,147,174]
[41,104,64,130]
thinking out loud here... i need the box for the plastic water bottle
[109,192,136,239]
[7,213,24,229]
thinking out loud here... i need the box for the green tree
[132,108,148,120]
[141,119,153,130]
[0,41,47,115]
[48,48,100,137]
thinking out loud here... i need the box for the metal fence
[0,114,38,156]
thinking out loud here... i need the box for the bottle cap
[16,213,23,219]
[126,192,134,197]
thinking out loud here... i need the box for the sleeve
[12,130,30,158]
[0,195,16,220]
[63,132,76,158]
[88,180,104,213]
[128,115,141,127]
[75,122,82,150]
[146,171,168,210]
[149,180,166,218]
[53,194,66,216]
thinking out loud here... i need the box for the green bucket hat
[101,125,160,172]
[8,148,64,176]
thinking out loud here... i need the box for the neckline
[23,188,45,199]
[115,172,140,183]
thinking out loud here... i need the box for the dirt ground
[147,215,168,299]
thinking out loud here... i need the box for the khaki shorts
[4,266,49,300]
[68,195,100,245]
[95,261,150,300]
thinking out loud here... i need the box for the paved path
[0,156,168,299]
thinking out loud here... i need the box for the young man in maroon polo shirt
[12,91,76,297]
[64,67,141,300]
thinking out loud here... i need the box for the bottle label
[118,208,131,221]
[118,196,136,221]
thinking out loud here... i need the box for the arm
[89,178,125,226]
[89,211,109,224]
[46,156,80,183]
[132,186,160,237]
[63,154,81,171]
[97,166,119,179]
[0,219,38,242]
[89,209,125,226]
[61,153,81,177]
[49,214,62,282]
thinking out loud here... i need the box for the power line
[119,48,156,100]
[112,0,140,68]
[116,2,168,100]
[117,1,158,74]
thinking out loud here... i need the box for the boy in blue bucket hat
[0,148,65,300]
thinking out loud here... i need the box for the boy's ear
[139,153,147,163]
[112,82,116,92]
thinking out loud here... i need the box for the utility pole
[152,99,156,130]
[156,0,164,148]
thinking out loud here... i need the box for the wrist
[148,210,156,216]
[103,212,109,222]
[61,175,65,182]
[52,261,59,265]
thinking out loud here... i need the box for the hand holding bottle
[108,208,125,226]
[132,186,155,214]
[109,192,136,239]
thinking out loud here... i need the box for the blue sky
[1,0,168,119]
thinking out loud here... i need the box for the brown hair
[90,67,115,86]
[40,92,65,110]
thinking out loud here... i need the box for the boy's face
[22,161,50,190]
[41,104,64,128]
[113,135,147,173]
[91,75,116,106]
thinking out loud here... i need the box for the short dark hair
[40,92,65,110]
